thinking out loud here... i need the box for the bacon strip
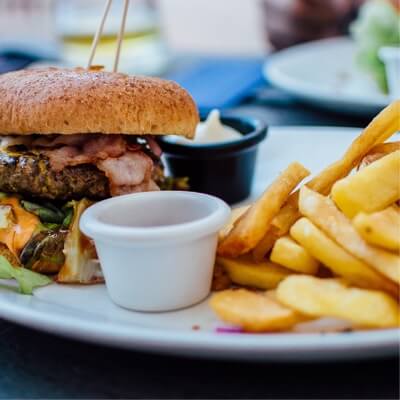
[33,134,90,148]
[40,134,159,195]
[97,152,154,196]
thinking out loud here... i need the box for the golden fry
[212,103,400,333]
[290,218,398,296]
[298,186,400,284]
[252,196,300,261]
[211,263,232,291]
[268,101,400,239]
[353,207,400,252]
[366,141,400,156]
[218,206,249,242]
[270,236,319,275]
[331,151,400,217]
[308,101,400,194]
[251,227,279,262]
[218,162,309,257]
[277,276,400,328]
[217,256,291,290]
[210,289,306,332]
[359,141,400,168]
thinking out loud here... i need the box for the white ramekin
[379,46,400,100]
[80,191,230,312]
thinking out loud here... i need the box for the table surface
[0,64,398,399]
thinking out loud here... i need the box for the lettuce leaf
[350,0,400,93]
[0,255,52,294]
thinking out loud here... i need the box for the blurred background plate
[265,37,390,116]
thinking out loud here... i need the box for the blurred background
[0,0,267,73]
[0,0,398,120]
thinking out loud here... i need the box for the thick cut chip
[353,207,400,252]
[270,236,319,275]
[298,187,400,284]
[253,101,400,259]
[306,101,400,195]
[359,141,400,168]
[252,196,301,261]
[211,263,232,291]
[218,206,249,242]
[217,256,291,290]
[331,151,400,218]
[277,276,400,328]
[252,228,278,262]
[290,218,398,296]
[210,289,305,332]
[218,162,309,257]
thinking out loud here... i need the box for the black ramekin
[159,114,268,204]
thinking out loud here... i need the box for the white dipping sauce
[194,109,242,143]
[170,109,242,145]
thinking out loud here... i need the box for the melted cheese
[0,197,39,255]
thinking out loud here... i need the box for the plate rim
[264,37,389,109]
[0,290,398,360]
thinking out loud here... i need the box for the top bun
[0,67,199,138]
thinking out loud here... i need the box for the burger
[0,67,198,284]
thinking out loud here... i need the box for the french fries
[211,263,232,291]
[218,162,309,257]
[353,207,400,252]
[210,102,400,334]
[276,276,400,329]
[331,151,400,218]
[290,218,399,296]
[270,236,319,275]
[218,206,249,242]
[252,231,278,262]
[358,141,400,168]
[210,289,306,332]
[298,186,400,284]
[217,256,291,290]
[257,100,400,256]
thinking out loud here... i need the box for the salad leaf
[20,230,67,274]
[350,0,400,93]
[61,207,74,229]
[158,176,190,191]
[21,200,65,224]
[0,255,52,294]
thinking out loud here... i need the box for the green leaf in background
[0,255,52,295]
[350,0,400,93]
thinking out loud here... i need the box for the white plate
[265,37,390,116]
[0,126,398,361]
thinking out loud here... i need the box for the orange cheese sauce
[0,197,39,255]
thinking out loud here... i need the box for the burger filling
[0,134,187,285]
[0,134,163,199]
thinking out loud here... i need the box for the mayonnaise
[194,109,242,143]
[168,109,242,145]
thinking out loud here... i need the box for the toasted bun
[0,67,198,138]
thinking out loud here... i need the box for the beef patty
[0,150,110,201]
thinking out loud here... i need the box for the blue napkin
[166,57,265,113]
[0,43,58,74]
